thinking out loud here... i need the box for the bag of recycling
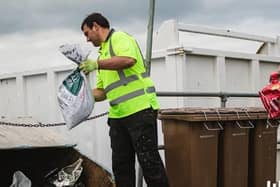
[10,171,31,187]
[59,43,91,65]
[58,44,94,129]
[45,158,84,187]
[259,71,280,119]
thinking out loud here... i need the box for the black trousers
[108,108,169,187]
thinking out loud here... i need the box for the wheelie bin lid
[158,107,268,122]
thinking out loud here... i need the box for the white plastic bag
[10,171,31,187]
[59,43,91,64]
[57,69,94,129]
[58,44,94,129]
[47,158,83,186]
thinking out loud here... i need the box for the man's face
[82,23,101,47]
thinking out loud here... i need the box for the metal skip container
[158,107,277,187]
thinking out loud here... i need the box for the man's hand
[79,59,99,74]
[93,88,106,101]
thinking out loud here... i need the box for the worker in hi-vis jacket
[79,12,169,187]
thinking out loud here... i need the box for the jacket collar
[99,28,115,53]
[105,28,115,42]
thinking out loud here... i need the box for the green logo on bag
[63,69,84,96]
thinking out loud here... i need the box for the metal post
[137,166,143,187]
[137,2,156,186]
[137,0,155,187]
[145,0,155,75]
[220,94,228,108]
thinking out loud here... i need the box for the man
[80,13,169,187]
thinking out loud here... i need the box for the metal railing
[137,91,260,187]
[157,91,259,107]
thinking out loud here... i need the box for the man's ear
[93,22,99,31]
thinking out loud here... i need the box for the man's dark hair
[81,13,110,30]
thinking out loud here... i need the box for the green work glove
[79,59,99,74]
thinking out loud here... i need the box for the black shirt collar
[105,28,115,42]
[99,28,115,53]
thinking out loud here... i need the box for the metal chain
[84,111,109,121]
[0,111,109,128]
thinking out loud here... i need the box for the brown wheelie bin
[217,108,254,187]
[158,107,221,187]
[247,108,279,187]
[159,107,276,187]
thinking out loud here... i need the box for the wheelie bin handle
[235,111,254,129]
[203,111,224,131]
[235,121,254,129]
[203,121,223,131]
[266,119,279,128]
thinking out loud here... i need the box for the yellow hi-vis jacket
[96,29,159,118]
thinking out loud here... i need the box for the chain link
[0,111,109,128]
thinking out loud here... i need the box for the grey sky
[2,0,280,34]
[0,0,196,34]
[1,0,280,74]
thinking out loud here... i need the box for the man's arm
[97,56,135,70]
[80,56,136,74]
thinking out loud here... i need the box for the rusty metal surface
[0,117,74,150]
